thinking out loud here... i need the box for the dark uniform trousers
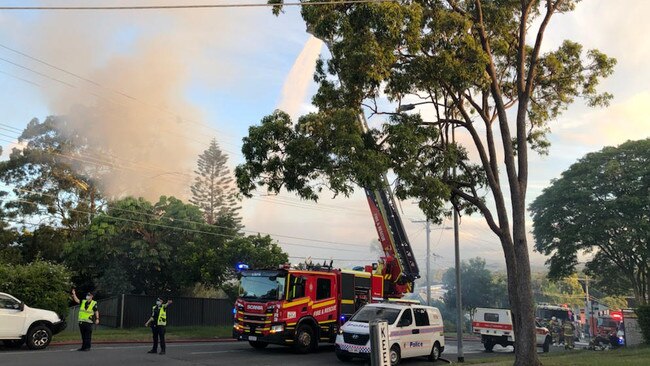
[152,325,166,351]
[79,322,94,350]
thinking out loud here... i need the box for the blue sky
[0,1,649,276]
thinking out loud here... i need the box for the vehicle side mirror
[18,302,25,311]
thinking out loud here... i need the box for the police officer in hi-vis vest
[71,289,99,351]
[145,298,172,355]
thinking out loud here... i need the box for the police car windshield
[350,306,402,324]
[240,274,286,301]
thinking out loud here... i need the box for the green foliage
[64,195,288,297]
[442,257,507,313]
[0,260,71,317]
[190,139,242,226]
[530,139,650,304]
[531,273,585,308]
[242,0,615,226]
[241,4,615,357]
[636,305,650,344]
[0,116,103,235]
[16,226,68,263]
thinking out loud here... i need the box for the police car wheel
[428,342,441,361]
[390,345,401,365]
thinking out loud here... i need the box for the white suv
[0,292,66,350]
[335,302,445,365]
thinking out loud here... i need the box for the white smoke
[277,35,323,119]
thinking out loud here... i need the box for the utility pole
[425,219,431,306]
[411,218,432,306]
[585,275,591,339]
[453,126,464,363]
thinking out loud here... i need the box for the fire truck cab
[233,266,384,353]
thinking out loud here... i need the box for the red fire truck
[596,310,623,336]
[232,187,421,353]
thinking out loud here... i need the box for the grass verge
[52,325,233,343]
[463,346,650,365]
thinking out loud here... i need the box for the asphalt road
[0,339,574,366]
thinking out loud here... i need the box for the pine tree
[190,139,241,226]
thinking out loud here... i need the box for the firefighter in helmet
[549,316,560,345]
[563,319,576,350]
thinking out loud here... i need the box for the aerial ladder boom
[358,113,420,297]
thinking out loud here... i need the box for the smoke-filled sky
[1,1,649,275]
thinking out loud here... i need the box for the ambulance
[335,303,445,365]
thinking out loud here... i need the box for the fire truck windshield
[350,306,402,325]
[240,272,286,301]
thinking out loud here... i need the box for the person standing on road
[71,289,99,351]
[563,319,575,350]
[145,297,172,355]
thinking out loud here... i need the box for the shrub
[636,305,650,344]
[0,260,71,317]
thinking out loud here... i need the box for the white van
[472,307,551,353]
[335,303,445,364]
[0,292,66,350]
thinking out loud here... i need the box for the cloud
[556,91,650,147]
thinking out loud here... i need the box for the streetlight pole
[453,126,464,363]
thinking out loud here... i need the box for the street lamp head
[397,104,416,112]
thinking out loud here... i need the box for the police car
[335,302,445,364]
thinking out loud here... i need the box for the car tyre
[248,340,268,349]
[390,344,401,365]
[428,341,442,361]
[335,348,353,362]
[293,324,315,354]
[484,339,494,352]
[26,325,52,350]
[3,339,25,348]
[543,336,551,353]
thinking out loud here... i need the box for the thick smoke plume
[3,6,285,201]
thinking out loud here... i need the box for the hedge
[636,305,650,344]
[0,260,71,317]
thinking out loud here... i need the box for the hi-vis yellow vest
[152,305,167,326]
[78,300,96,323]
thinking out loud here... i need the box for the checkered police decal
[337,342,371,353]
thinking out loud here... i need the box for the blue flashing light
[236,263,249,271]
[232,308,237,314]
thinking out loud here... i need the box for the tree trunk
[512,211,539,366]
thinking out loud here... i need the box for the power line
[0,51,242,154]
[12,188,374,251]
[0,127,388,219]
[0,1,393,11]
[10,198,369,253]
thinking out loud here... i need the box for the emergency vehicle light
[236,263,249,271]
